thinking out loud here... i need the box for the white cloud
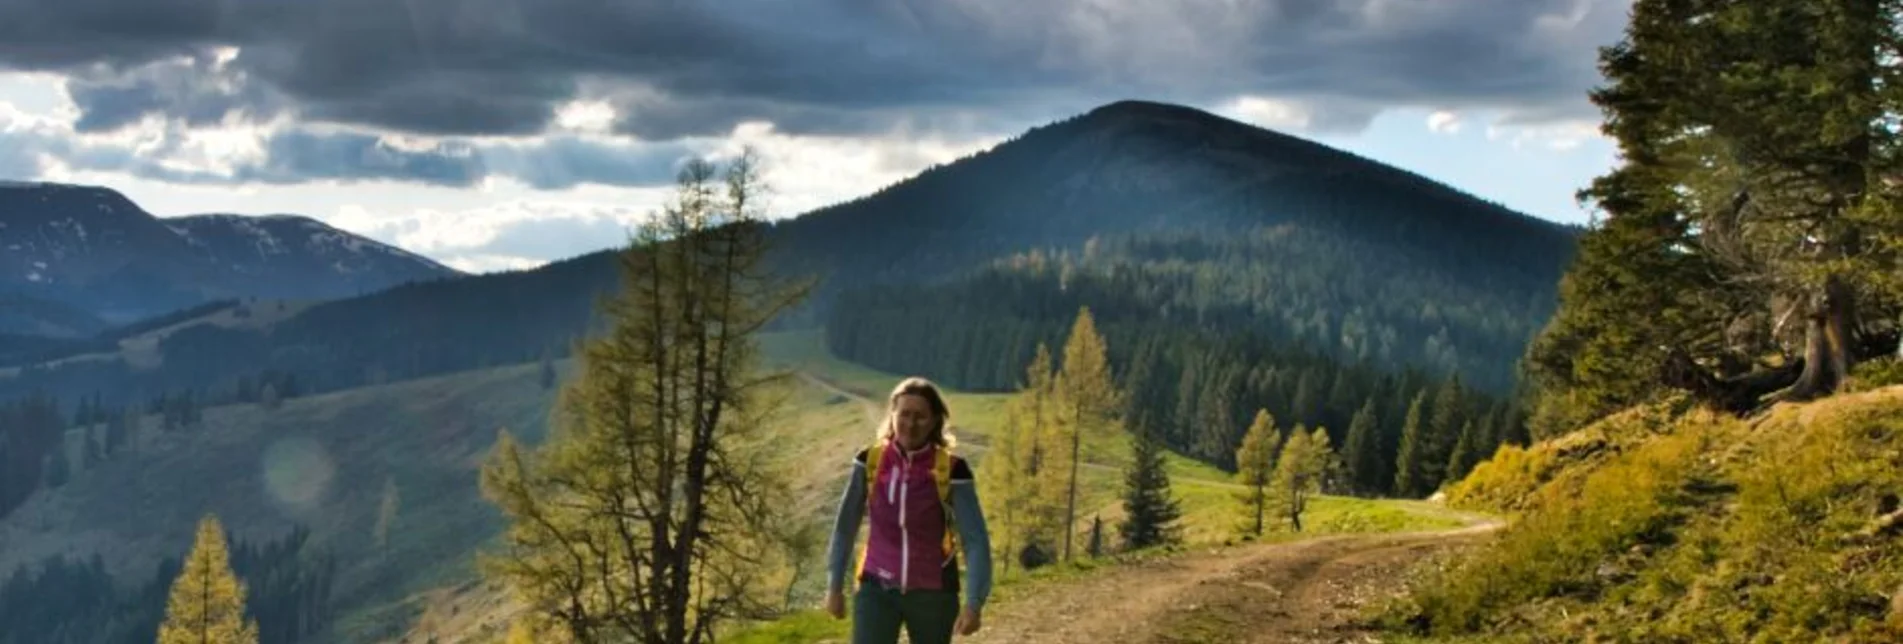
[438,254,551,274]
[1484,118,1604,151]
[713,121,1003,216]
[1427,110,1462,134]
[1219,96,1314,132]
[555,100,618,134]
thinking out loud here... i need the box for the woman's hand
[825,591,846,619]
[954,607,982,636]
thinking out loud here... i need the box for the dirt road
[962,522,1500,644]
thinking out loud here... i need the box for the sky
[0,0,1628,274]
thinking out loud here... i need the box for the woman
[825,377,993,643]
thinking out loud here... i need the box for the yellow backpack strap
[937,447,957,558]
[865,440,884,502]
[855,441,884,581]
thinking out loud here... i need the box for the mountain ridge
[0,98,1574,415]
[0,182,463,324]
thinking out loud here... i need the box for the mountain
[770,99,1577,301]
[0,99,1576,419]
[0,181,462,322]
[0,99,1582,643]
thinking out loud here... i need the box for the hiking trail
[955,520,1499,644]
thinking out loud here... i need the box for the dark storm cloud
[0,0,1628,149]
[236,130,487,186]
[0,121,691,189]
[64,53,287,132]
[482,136,699,190]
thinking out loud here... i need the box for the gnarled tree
[479,149,812,644]
[1531,0,1903,429]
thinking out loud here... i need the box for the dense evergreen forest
[829,229,1536,495]
[0,525,335,644]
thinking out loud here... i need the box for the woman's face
[892,394,936,451]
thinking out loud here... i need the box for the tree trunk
[1252,485,1264,537]
[1788,274,1857,400]
[1063,412,1081,562]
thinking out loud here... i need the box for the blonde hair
[879,376,956,449]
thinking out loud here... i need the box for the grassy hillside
[1,326,1477,644]
[394,331,1473,643]
[723,331,1476,644]
[1379,380,1903,643]
[0,360,565,643]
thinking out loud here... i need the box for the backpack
[855,439,959,580]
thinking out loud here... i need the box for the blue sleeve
[952,480,993,611]
[825,460,867,594]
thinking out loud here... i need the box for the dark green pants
[852,581,959,644]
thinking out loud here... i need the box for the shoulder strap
[863,440,884,503]
[937,447,957,558]
[855,440,883,583]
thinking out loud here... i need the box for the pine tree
[1342,399,1381,496]
[1270,425,1334,532]
[479,149,812,644]
[1233,409,1279,538]
[1474,406,1501,461]
[158,514,259,644]
[1444,420,1480,484]
[1056,306,1122,562]
[1119,428,1182,551]
[1528,0,1902,427]
[1393,392,1429,497]
[1290,371,1319,428]
[1424,376,1464,490]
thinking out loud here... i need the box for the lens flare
[262,436,334,511]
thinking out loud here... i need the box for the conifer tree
[984,343,1068,572]
[1528,0,1903,428]
[1393,392,1429,497]
[1119,428,1182,550]
[1056,306,1122,562]
[1270,425,1334,532]
[1233,409,1279,538]
[479,149,811,644]
[1424,376,1464,490]
[1444,419,1480,484]
[1341,399,1382,496]
[158,514,259,644]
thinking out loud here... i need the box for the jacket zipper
[899,445,911,594]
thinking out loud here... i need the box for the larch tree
[478,148,813,644]
[1233,409,1280,538]
[157,514,259,644]
[1055,306,1123,562]
[1270,425,1335,533]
